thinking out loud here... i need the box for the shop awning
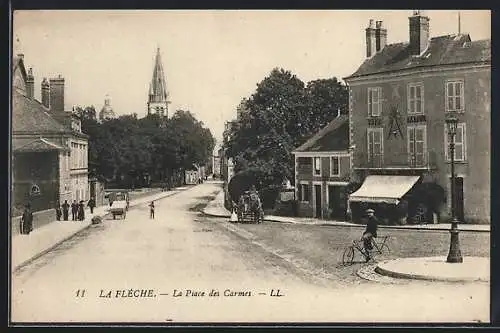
[349,175,420,205]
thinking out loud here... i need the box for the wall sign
[30,184,41,196]
[387,105,404,139]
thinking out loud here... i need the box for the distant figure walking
[71,200,78,221]
[55,201,62,221]
[20,203,33,235]
[78,200,85,221]
[62,200,70,221]
[149,201,155,219]
[87,197,96,214]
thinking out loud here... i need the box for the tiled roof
[293,115,349,152]
[346,34,491,79]
[12,89,68,134]
[13,137,67,152]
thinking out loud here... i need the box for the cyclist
[362,208,379,262]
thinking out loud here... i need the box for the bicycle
[341,235,391,265]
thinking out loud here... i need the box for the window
[407,125,427,166]
[330,156,340,176]
[408,83,424,114]
[446,80,464,112]
[313,157,322,176]
[299,183,310,202]
[445,123,466,162]
[367,87,382,116]
[367,128,383,165]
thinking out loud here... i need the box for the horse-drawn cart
[109,201,127,219]
[235,190,263,224]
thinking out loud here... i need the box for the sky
[13,10,490,144]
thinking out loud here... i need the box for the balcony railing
[354,151,437,170]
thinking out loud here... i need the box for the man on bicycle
[362,208,379,262]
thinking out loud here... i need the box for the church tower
[147,47,170,118]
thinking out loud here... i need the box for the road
[11,182,489,323]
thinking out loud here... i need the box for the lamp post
[445,112,463,263]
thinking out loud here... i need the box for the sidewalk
[202,190,490,233]
[11,186,191,272]
[375,256,490,283]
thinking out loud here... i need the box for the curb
[201,210,489,233]
[373,264,490,283]
[13,187,187,272]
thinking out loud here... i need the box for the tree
[74,103,215,188]
[302,77,349,136]
[223,69,349,207]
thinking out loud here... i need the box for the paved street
[11,182,489,323]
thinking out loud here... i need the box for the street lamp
[445,112,463,263]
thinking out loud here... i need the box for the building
[147,47,170,118]
[212,147,222,177]
[292,114,350,219]
[12,54,90,218]
[343,11,490,224]
[99,95,116,122]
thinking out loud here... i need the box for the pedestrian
[87,197,96,214]
[362,208,379,262]
[20,203,33,235]
[71,200,78,221]
[62,200,70,221]
[55,201,62,221]
[149,201,155,219]
[78,200,85,221]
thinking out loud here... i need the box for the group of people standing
[56,197,96,222]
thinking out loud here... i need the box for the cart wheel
[342,246,355,266]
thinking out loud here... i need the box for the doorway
[314,184,322,218]
[328,185,347,220]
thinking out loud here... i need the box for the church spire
[147,46,170,118]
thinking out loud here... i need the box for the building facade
[12,54,90,216]
[147,47,170,118]
[344,11,490,224]
[293,115,351,219]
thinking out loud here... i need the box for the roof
[293,115,349,152]
[13,137,68,153]
[345,34,491,79]
[12,89,69,134]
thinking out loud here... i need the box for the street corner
[374,256,490,283]
[356,263,410,285]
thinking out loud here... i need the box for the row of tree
[223,68,348,206]
[75,107,215,188]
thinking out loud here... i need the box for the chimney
[49,75,65,113]
[365,19,376,58]
[375,20,387,52]
[26,67,35,98]
[41,78,50,109]
[409,10,430,55]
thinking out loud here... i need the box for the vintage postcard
[10,9,491,325]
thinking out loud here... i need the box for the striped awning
[349,175,420,205]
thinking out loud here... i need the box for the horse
[237,192,263,224]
